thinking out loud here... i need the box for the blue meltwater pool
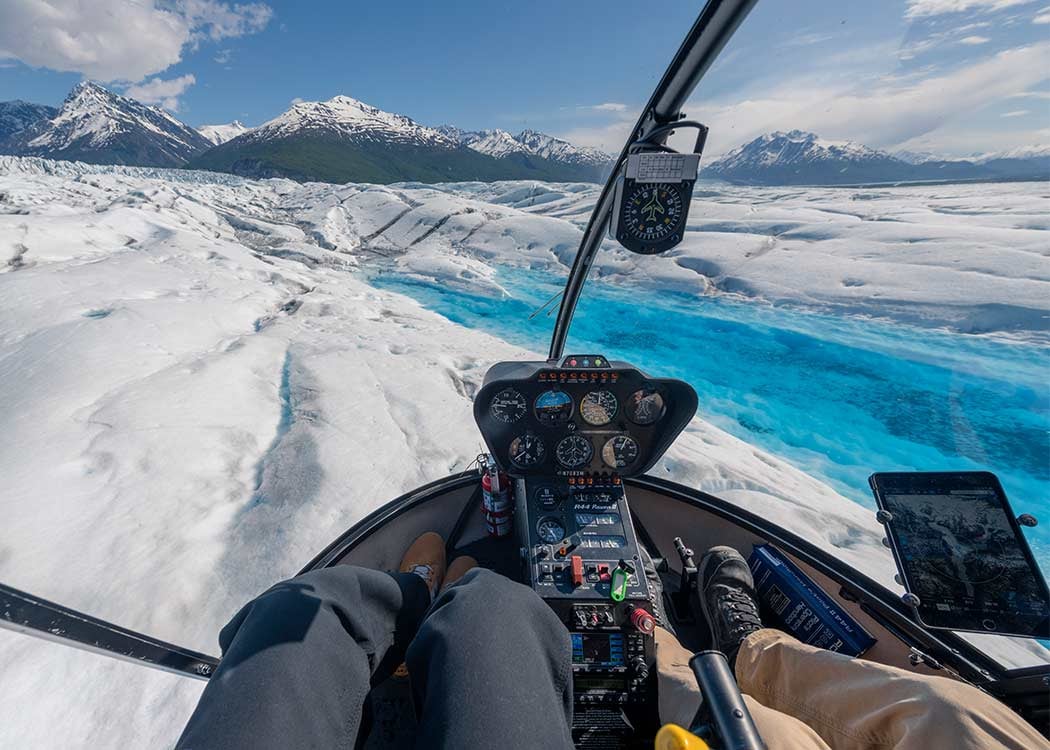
[367,265,1050,569]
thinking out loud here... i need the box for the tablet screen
[873,473,1049,636]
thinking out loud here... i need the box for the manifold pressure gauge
[609,152,700,255]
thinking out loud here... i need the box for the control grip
[688,650,766,750]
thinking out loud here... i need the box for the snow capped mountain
[893,149,944,165]
[710,130,898,174]
[515,129,611,168]
[242,95,455,148]
[4,82,212,167]
[198,120,249,146]
[441,126,612,169]
[190,96,611,184]
[0,101,57,143]
[975,144,1050,162]
[460,129,531,158]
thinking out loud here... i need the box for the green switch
[610,567,628,602]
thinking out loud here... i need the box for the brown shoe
[399,532,446,601]
[440,556,478,594]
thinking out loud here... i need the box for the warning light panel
[560,354,610,369]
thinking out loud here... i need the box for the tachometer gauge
[489,388,527,423]
[509,432,545,468]
[555,434,593,469]
[602,435,640,470]
[622,183,685,247]
[534,390,573,425]
[580,390,618,426]
[625,387,665,426]
[536,517,565,544]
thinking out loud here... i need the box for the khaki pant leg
[655,627,831,750]
[736,628,1049,750]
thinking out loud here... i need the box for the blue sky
[0,0,1047,156]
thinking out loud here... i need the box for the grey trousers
[175,567,574,750]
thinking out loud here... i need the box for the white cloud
[214,49,232,64]
[559,117,637,154]
[124,74,197,111]
[1001,109,1031,116]
[959,35,991,43]
[290,97,305,105]
[783,32,837,47]
[579,102,628,112]
[179,0,272,42]
[688,42,1050,156]
[1034,8,1050,21]
[905,0,1034,18]
[562,42,1050,158]
[0,1,271,82]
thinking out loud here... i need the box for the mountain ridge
[2,82,211,167]
[706,130,1048,185]
[187,95,611,184]
[0,101,58,144]
[198,120,248,146]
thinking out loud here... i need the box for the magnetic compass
[622,183,685,246]
[610,151,700,255]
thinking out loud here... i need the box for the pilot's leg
[175,565,431,750]
[736,629,1050,750]
[654,627,832,750]
[407,568,575,750]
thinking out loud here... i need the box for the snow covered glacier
[0,157,1047,748]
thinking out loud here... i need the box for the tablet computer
[869,471,1049,638]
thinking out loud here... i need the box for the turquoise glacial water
[367,265,1050,570]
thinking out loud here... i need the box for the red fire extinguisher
[480,455,513,537]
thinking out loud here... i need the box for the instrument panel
[473,355,698,479]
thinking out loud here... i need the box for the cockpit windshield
[371,1,1050,668]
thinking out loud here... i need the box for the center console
[518,477,656,716]
[473,355,698,748]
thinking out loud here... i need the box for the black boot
[698,546,763,665]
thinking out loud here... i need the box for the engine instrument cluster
[473,355,697,480]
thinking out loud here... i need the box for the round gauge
[622,183,686,246]
[602,435,640,470]
[508,432,545,468]
[555,434,594,469]
[580,390,618,426]
[489,388,527,423]
[534,486,560,510]
[625,387,666,426]
[536,516,566,544]
[534,390,573,425]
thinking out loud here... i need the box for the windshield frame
[547,0,759,361]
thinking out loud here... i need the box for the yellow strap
[654,724,710,750]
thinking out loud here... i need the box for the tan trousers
[656,628,1049,750]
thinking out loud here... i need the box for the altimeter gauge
[580,390,618,426]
